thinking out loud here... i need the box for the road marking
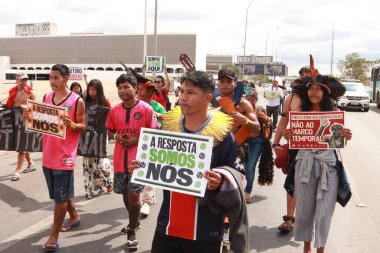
[0,198,95,245]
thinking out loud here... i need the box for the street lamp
[265,26,279,56]
[275,41,287,62]
[242,0,255,76]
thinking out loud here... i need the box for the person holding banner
[106,73,159,250]
[82,79,113,199]
[5,72,37,181]
[264,79,284,131]
[136,75,166,216]
[24,64,85,252]
[282,65,352,253]
[136,70,248,253]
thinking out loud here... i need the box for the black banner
[77,104,110,158]
[0,107,43,152]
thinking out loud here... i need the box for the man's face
[178,81,212,116]
[217,77,236,97]
[272,80,278,87]
[17,77,28,89]
[136,84,151,101]
[117,82,136,102]
[49,70,68,92]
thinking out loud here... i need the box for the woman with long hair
[283,60,352,253]
[69,82,83,98]
[83,79,112,199]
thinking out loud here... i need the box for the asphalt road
[0,104,379,253]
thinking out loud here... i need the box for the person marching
[82,79,113,199]
[106,73,158,250]
[131,70,248,253]
[265,79,284,131]
[6,72,36,181]
[24,64,86,252]
[282,58,352,253]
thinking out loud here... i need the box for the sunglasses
[154,81,162,84]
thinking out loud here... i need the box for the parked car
[337,81,370,112]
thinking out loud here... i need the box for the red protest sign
[289,111,345,149]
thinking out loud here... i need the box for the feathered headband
[296,55,345,100]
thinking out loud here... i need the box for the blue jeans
[244,136,263,194]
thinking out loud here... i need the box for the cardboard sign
[0,107,42,152]
[77,104,110,158]
[264,91,279,99]
[25,100,67,139]
[69,67,83,80]
[144,56,165,73]
[131,128,213,197]
[289,111,345,149]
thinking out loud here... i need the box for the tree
[337,53,372,82]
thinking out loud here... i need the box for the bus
[370,64,380,108]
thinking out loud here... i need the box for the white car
[338,81,370,112]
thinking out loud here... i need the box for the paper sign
[265,91,279,99]
[69,67,83,80]
[144,56,165,73]
[25,100,67,139]
[131,127,213,197]
[289,111,345,149]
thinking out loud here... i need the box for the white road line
[0,198,95,245]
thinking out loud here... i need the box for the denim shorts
[43,167,74,202]
[113,172,144,194]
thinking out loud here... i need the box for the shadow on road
[369,103,380,114]
[0,207,131,253]
[249,225,301,252]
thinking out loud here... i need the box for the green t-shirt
[150,100,166,128]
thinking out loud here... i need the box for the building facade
[16,22,58,36]
[0,33,196,80]
[206,54,233,73]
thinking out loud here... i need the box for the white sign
[69,67,83,80]
[144,56,165,73]
[264,91,279,99]
[131,128,213,197]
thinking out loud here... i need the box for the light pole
[153,0,158,78]
[242,0,255,76]
[265,26,279,56]
[275,41,287,62]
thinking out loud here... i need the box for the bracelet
[70,122,76,130]
[243,118,249,125]
[272,143,281,148]
[114,133,117,140]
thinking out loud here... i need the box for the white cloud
[1,0,379,75]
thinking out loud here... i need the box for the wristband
[243,118,249,125]
[70,122,76,130]
[272,143,281,148]
[114,133,117,140]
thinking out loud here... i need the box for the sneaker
[126,230,139,249]
[140,203,150,216]
[120,221,141,235]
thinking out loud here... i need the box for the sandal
[42,241,61,252]
[22,166,36,173]
[278,215,295,232]
[11,173,21,181]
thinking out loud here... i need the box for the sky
[1,0,379,76]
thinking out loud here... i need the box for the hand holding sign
[204,170,222,190]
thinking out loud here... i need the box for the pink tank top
[42,91,80,170]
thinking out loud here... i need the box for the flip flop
[60,219,81,232]
[22,166,36,173]
[11,173,21,181]
[43,241,61,252]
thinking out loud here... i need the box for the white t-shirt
[265,86,284,107]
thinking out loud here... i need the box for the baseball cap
[218,68,237,80]
[16,72,28,79]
